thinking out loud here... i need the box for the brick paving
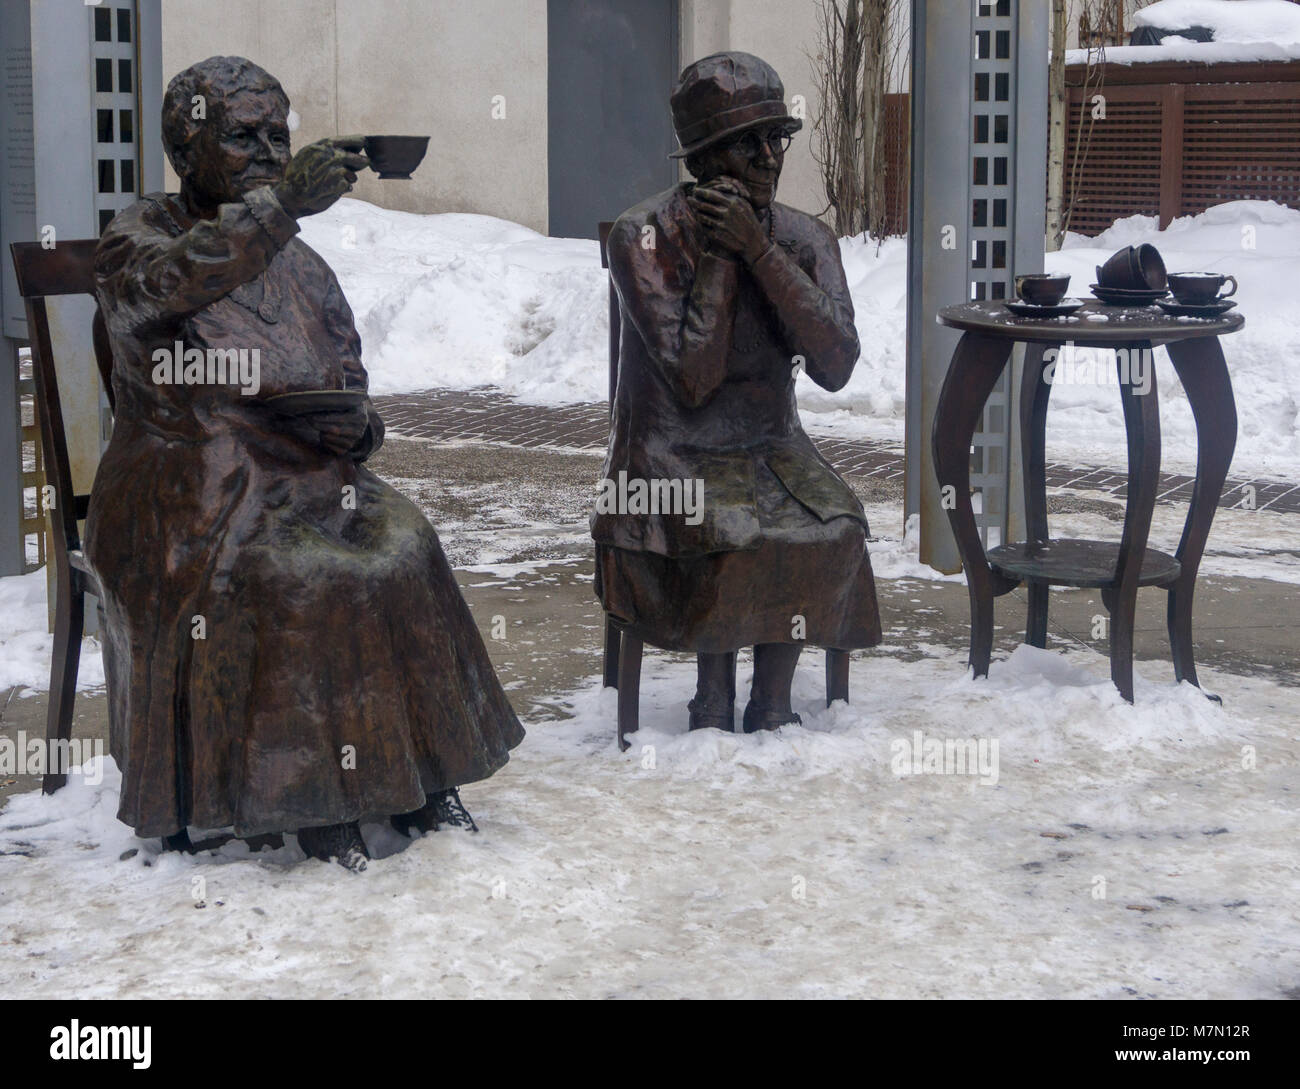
[372,389,1298,514]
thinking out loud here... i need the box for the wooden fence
[1064,60,1300,235]
[881,93,910,238]
[878,59,1300,238]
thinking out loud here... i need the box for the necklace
[229,274,281,325]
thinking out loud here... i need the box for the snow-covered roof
[1066,39,1300,65]
[1133,0,1300,42]
[1066,0,1300,65]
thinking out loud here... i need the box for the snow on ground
[2,636,1296,999]
[2,488,1294,997]
[1,499,1294,996]
[1044,489,1300,586]
[300,202,607,405]
[302,198,1300,481]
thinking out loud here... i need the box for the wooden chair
[11,240,286,854]
[596,223,850,752]
[9,240,115,794]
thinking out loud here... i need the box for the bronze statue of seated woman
[90,56,523,870]
[592,52,882,732]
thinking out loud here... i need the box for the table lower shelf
[987,538,1181,589]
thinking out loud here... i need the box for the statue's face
[695,126,789,209]
[182,89,291,207]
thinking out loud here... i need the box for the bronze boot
[742,703,802,733]
[298,821,369,872]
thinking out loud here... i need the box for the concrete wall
[161,0,549,232]
[160,0,877,231]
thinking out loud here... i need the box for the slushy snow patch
[0,569,103,694]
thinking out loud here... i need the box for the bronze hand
[273,136,369,219]
[687,180,770,265]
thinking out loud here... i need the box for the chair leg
[603,615,621,689]
[826,648,849,706]
[616,633,643,752]
[44,581,84,794]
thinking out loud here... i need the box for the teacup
[1014,273,1070,306]
[1167,272,1237,305]
[1096,244,1167,291]
[363,135,430,180]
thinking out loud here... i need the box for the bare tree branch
[807,0,907,240]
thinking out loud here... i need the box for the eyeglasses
[717,127,795,159]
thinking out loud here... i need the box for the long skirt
[90,425,524,839]
[595,462,882,654]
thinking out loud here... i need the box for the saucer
[1005,298,1085,318]
[265,389,368,415]
[1090,284,1169,306]
[1156,298,1238,318]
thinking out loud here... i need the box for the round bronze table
[933,299,1243,701]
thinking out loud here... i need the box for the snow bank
[304,197,1300,480]
[0,570,103,694]
[299,202,607,404]
[1050,201,1300,478]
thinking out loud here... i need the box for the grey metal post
[0,0,35,576]
[0,1,162,580]
[905,0,1048,573]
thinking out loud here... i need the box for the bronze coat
[591,184,870,557]
[591,184,882,653]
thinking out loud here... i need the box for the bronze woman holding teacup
[90,56,522,870]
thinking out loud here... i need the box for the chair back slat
[597,221,619,419]
[21,294,81,557]
[10,240,98,297]
[9,240,114,561]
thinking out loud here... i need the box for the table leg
[1164,336,1237,693]
[1020,342,1058,648]
[1109,341,1160,702]
[1026,583,1050,649]
[932,332,1017,678]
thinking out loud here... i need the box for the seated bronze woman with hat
[592,51,882,733]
